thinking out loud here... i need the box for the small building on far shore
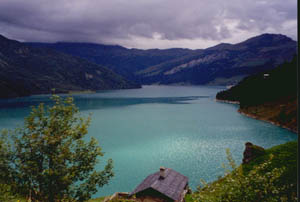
[130,167,189,202]
[263,73,270,78]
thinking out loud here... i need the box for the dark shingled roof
[130,168,188,201]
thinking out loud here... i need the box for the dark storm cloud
[0,0,297,49]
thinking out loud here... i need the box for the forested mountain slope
[0,35,139,98]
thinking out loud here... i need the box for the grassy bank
[191,141,297,201]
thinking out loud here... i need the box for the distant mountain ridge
[26,42,199,83]
[26,33,297,86]
[137,34,297,85]
[0,35,140,99]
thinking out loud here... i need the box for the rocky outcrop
[242,142,265,164]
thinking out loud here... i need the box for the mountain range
[0,35,139,98]
[0,33,297,98]
[26,42,199,83]
[27,33,297,86]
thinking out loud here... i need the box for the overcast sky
[0,0,297,49]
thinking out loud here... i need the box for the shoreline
[67,90,96,95]
[238,110,297,134]
[216,98,297,134]
[215,98,240,105]
[0,86,142,100]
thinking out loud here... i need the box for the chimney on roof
[159,167,166,179]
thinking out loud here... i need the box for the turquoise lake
[0,85,297,197]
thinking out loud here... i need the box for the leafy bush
[0,183,17,201]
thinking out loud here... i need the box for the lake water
[0,85,297,197]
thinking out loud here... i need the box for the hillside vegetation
[0,35,140,99]
[216,56,297,132]
[26,42,199,83]
[192,141,297,201]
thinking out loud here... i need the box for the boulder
[242,142,265,164]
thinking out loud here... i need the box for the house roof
[130,168,188,201]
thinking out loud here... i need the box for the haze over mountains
[0,33,297,98]
[27,33,297,86]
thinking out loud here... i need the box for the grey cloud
[224,0,296,33]
[0,0,297,48]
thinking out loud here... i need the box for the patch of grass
[88,196,107,202]
[184,194,194,202]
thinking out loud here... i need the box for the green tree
[1,95,113,201]
[0,131,17,201]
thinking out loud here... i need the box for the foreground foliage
[0,95,114,201]
[193,141,297,202]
